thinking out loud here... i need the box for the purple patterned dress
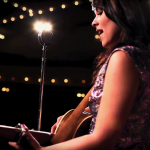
[88,46,150,150]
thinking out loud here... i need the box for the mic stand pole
[38,43,47,131]
[37,30,53,131]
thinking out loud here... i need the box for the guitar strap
[51,85,94,144]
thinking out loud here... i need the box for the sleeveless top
[88,46,150,150]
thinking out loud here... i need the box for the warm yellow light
[95,35,99,39]
[0,34,5,39]
[38,10,43,14]
[11,77,15,81]
[61,4,66,9]
[77,93,81,97]
[49,7,53,12]
[29,13,33,17]
[6,88,10,92]
[14,3,18,7]
[82,80,86,83]
[38,78,41,82]
[3,0,8,3]
[51,79,55,83]
[0,76,1,79]
[22,7,27,11]
[19,15,24,19]
[64,79,68,83]
[11,17,15,21]
[81,93,85,97]
[2,87,6,92]
[29,9,33,13]
[3,19,7,23]
[89,0,92,2]
[44,23,52,31]
[24,77,29,81]
[75,1,79,5]
[34,22,52,32]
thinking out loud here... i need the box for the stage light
[0,34,5,39]
[3,0,8,3]
[19,15,24,19]
[38,78,41,82]
[38,10,43,14]
[29,13,33,17]
[81,94,85,97]
[51,79,55,83]
[34,22,52,32]
[75,1,79,5]
[22,7,27,11]
[11,17,15,21]
[77,93,81,97]
[64,79,68,83]
[82,80,86,83]
[61,4,66,9]
[6,88,10,92]
[95,35,99,39]
[2,87,6,92]
[14,3,18,7]
[49,7,53,12]
[29,9,33,13]
[3,19,7,23]
[24,77,29,81]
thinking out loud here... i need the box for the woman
[9,0,150,149]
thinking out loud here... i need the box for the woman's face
[92,8,121,49]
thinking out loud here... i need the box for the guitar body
[54,109,92,139]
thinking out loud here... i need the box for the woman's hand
[9,125,41,150]
[51,116,63,134]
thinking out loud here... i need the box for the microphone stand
[37,30,53,131]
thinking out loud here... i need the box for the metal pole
[37,44,47,131]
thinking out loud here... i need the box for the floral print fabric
[88,46,150,149]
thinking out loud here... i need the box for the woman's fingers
[8,142,24,150]
[51,124,57,133]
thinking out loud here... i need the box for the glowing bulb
[22,7,27,11]
[77,93,81,97]
[24,77,29,81]
[20,15,24,19]
[14,3,18,7]
[3,19,7,23]
[75,1,79,5]
[38,10,43,14]
[38,78,41,82]
[3,0,8,3]
[49,7,53,12]
[0,34,5,39]
[81,94,85,97]
[51,79,55,83]
[95,35,99,39]
[61,4,66,9]
[29,13,33,17]
[29,9,33,13]
[11,17,15,21]
[64,79,68,83]
[44,23,52,31]
[2,87,6,92]
[6,88,10,92]
[82,80,86,83]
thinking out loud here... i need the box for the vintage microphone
[37,30,53,131]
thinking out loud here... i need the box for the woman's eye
[98,10,103,15]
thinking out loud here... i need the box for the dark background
[0,0,150,149]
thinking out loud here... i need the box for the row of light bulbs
[1,86,85,97]
[0,76,86,84]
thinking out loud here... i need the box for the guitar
[0,110,92,146]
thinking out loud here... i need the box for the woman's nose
[91,18,98,27]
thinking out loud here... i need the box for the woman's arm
[38,51,140,150]
[9,51,140,150]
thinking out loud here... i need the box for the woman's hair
[92,0,150,83]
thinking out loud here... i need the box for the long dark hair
[92,0,150,83]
